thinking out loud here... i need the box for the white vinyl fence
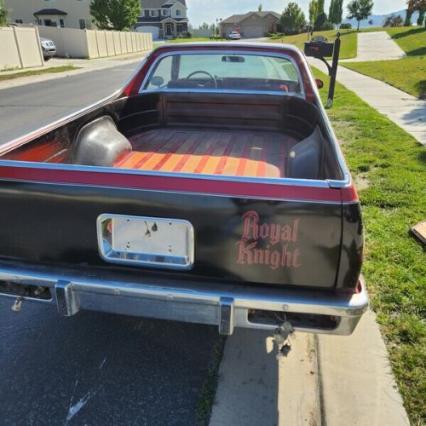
[0,26,44,70]
[38,26,153,59]
[192,29,215,38]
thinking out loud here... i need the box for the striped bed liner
[115,128,294,178]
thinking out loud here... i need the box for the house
[136,0,188,39]
[4,0,93,29]
[220,11,280,38]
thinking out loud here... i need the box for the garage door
[242,26,264,38]
[137,26,159,39]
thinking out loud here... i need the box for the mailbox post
[304,33,341,108]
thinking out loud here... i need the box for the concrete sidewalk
[344,32,406,62]
[310,57,426,146]
[0,52,149,91]
[210,311,410,426]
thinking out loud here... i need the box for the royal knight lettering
[237,211,302,270]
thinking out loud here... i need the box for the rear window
[143,52,302,95]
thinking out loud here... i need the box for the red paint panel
[0,165,358,203]
[3,140,64,162]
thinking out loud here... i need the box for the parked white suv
[40,38,56,61]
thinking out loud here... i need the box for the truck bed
[117,128,295,178]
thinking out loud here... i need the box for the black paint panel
[0,182,343,289]
[336,203,363,290]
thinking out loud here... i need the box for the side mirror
[151,76,165,87]
[315,79,324,89]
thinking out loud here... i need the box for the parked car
[40,37,56,60]
[0,43,368,338]
[227,30,241,40]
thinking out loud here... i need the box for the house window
[79,19,86,29]
[150,10,157,17]
[59,19,65,27]
[176,9,181,16]
[144,10,149,17]
[44,19,57,27]
[162,9,168,16]
[15,19,23,24]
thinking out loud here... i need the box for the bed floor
[115,128,296,178]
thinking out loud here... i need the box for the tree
[0,0,7,26]
[280,2,306,35]
[404,8,413,25]
[314,12,329,30]
[418,9,425,25]
[347,0,374,31]
[408,0,426,26]
[309,0,319,25]
[329,0,344,26]
[329,0,336,23]
[317,0,325,15]
[258,4,263,12]
[90,0,140,30]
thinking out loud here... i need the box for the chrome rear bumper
[0,263,368,336]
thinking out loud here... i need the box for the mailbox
[304,41,334,58]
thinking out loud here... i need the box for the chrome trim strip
[0,263,368,336]
[96,213,195,270]
[300,53,352,187]
[0,175,344,205]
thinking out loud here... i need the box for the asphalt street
[0,63,137,145]
[0,300,222,425]
[0,66,223,425]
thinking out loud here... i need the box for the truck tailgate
[0,178,342,289]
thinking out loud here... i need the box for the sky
[187,0,409,26]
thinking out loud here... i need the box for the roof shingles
[140,0,186,8]
[33,8,67,16]
[221,11,280,25]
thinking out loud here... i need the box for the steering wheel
[186,70,217,88]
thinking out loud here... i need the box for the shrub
[340,22,352,29]
[383,15,404,27]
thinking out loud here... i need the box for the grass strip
[385,26,426,57]
[0,66,79,82]
[343,56,426,99]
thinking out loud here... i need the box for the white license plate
[97,214,194,270]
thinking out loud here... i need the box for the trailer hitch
[11,296,24,312]
[273,320,294,359]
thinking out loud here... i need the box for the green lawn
[343,27,426,99]
[0,66,79,82]
[269,30,358,59]
[343,57,426,98]
[314,68,426,425]
[385,26,426,56]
